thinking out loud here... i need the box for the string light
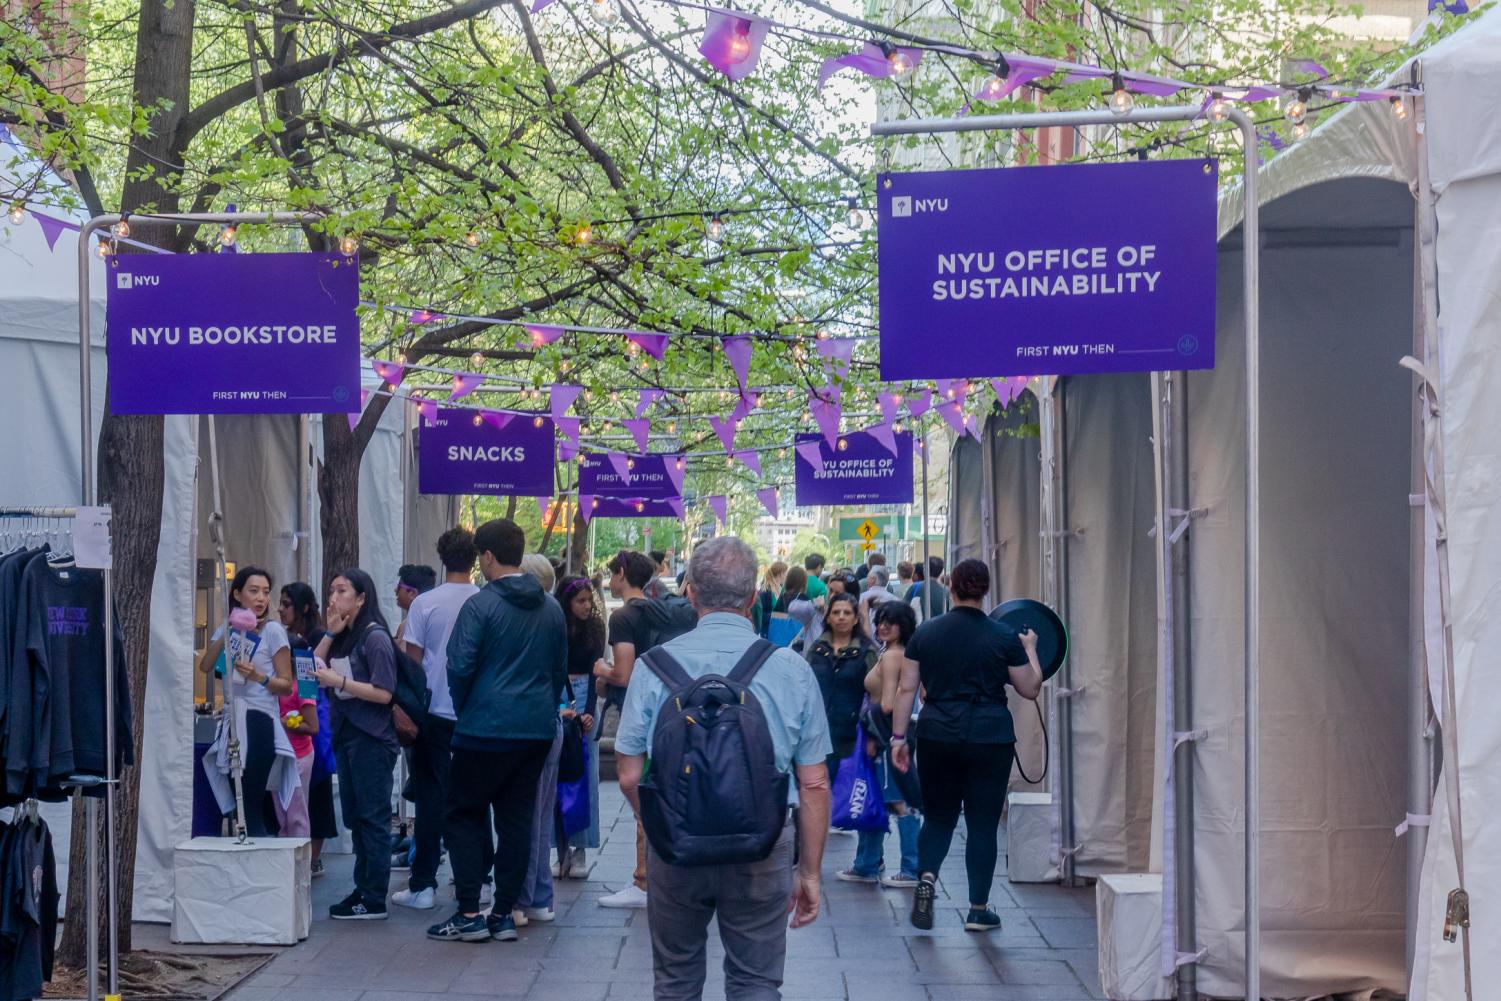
[7,203,23,225]
[627,458,636,469]
[675,458,685,470]
[609,390,620,402]
[1390,96,1408,120]
[634,500,646,513]
[845,197,863,229]
[464,230,481,247]
[574,223,592,246]
[533,416,545,428]
[778,449,788,459]
[339,234,359,256]
[893,421,905,434]
[728,30,751,60]
[470,352,484,366]
[838,437,849,451]
[588,0,618,25]
[559,361,570,373]
[978,56,1010,101]
[879,41,914,80]
[1207,92,1230,123]
[667,422,678,435]
[112,216,131,239]
[397,353,409,365]
[1108,72,1134,116]
[472,413,485,426]
[707,214,724,241]
[1291,121,1310,142]
[220,224,238,247]
[95,238,112,258]
[1286,88,1310,125]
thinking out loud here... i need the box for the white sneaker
[510,908,529,928]
[478,882,494,908]
[522,906,555,922]
[390,887,435,910]
[564,849,588,879]
[599,884,649,909]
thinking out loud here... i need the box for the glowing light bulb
[471,352,485,366]
[635,500,645,513]
[112,217,130,238]
[667,422,678,435]
[609,390,620,402]
[727,32,751,60]
[592,497,599,509]
[473,413,484,426]
[464,230,481,247]
[816,328,829,340]
[838,438,849,451]
[1292,121,1310,142]
[531,330,546,347]
[340,234,359,256]
[879,42,914,80]
[397,353,409,365]
[893,421,905,434]
[588,0,618,25]
[585,389,595,400]
[7,203,23,225]
[675,458,684,470]
[574,223,592,246]
[708,214,724,241]
[533,416,545,428]
[220,224,237,247]
[1286,90,1309,125]
[1108,73,1134,117]
[778,449,788,458]
[1208,93,1230,123]
[96,239,112,258]
[726,457,734,468]
[559,361,570,373]
[846,198,863,229]
[1390,97,1408,120]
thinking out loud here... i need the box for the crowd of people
[200,524,1041,999]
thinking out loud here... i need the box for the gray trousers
[645,822,795,1001]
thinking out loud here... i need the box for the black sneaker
[910,874,937,931]
[310,859,326,879]
[427,911,490,942]
[330,896,387,920]
[964,906,1002,933]
[487,913,519,942]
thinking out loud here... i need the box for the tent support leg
[1166,370,1197,1001]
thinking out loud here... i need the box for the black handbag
[557,717,586,783]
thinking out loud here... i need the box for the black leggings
[915,739,1014,907]
[236,710,277,838]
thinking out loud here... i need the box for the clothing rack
[0,505,116,1001]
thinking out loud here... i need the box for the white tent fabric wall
[194,415,304,588]
[985,409,1046,795]
[1189,192,1413,996]
[1057,374,1158,875]
[947,434,984,568]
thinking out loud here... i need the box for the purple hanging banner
[878,159,1217,378]
[579,453,682,501]
[105,252,360,414]
[794,431,913,506]
[586,496,683,519]
[419,409,555,496]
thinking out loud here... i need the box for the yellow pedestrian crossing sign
[857,519,880,542]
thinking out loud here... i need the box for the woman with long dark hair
[804,591,879,780]
[891,559,1042,933]
[280,582,337,877]
[197,566,297,838]
[553,574,604,878]
[312,568,398,920]
[774,565,819,651]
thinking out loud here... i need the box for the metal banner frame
[871,106,1260,1001]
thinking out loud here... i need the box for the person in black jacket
[427,519,567,945]
[803,591,878,780]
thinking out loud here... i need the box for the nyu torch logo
[115,272,160,290]
[890,195,948,218]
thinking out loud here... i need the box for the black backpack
[637,639,789,866]
[361,624,431,743]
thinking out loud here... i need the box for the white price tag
[74,506,113,570]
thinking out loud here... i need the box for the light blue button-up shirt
[614,612,832,786]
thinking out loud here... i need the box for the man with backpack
[595,549,698,909]
[427,519,568,944]
[615,538,832,1001]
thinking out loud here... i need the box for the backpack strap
[726,639,778,687]
[640,648,694,691]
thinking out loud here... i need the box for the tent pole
[920,429,931,622]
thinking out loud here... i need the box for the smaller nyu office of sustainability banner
[878,159,1217,379]
[106,252,360,414]
[419,409,555,497]
[795,431,913,506]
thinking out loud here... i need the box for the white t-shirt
[222,620,289,717]
[403,581,479,721]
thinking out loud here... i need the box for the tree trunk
[57,0,196,970]
[318,413,364,596]
[567,507,589,573]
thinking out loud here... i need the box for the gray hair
[870,565,890,587]
[519,553,555,593]
[685,538,758,611]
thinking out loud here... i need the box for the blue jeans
[853,813,919,877]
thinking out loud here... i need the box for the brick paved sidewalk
[223,782,1102,1001]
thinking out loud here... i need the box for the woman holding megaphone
[890,558,1042,934]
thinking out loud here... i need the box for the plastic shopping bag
[830,724,887,831]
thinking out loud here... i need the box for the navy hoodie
[444,573,567,746]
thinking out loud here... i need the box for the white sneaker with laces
[599,884,649,909]
[478,882,494,908]
[522,906,555,922]
[390,887,436,910]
